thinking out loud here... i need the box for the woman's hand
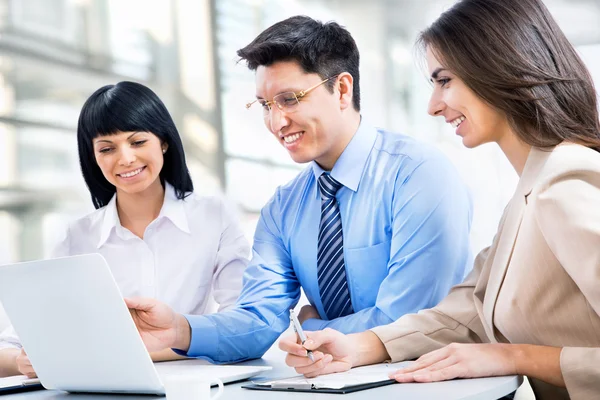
[390,343,517,383]
[16,349,37,378]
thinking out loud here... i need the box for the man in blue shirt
[125,15,472,363]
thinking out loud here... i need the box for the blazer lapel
[482,146,553,342]
[482,194,526,342]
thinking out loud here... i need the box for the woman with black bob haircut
[279,0,600,398]
[0,81,249,378]
[78,81,193,208]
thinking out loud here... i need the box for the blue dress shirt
[180,120,473,363]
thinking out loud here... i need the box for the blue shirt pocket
[344,240,391,310]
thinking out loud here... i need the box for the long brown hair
[417,0,600,150]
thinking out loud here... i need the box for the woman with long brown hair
[279,0,600,398]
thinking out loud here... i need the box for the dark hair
[417,0,600,150]
[237,15,361,111]
[77,81,193,209]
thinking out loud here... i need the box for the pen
[289,309,315,362]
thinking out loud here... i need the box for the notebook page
[257,361,411,390]
[0,375,40,389]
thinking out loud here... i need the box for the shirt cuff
[0,342,21,351]
[171,314,219,362]
[302,318,326,331]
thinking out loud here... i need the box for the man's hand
[16,349,36,378]
[124,297,191,352]
[298,304,320,324]
[279,328,356,378]
[150,348,189,362]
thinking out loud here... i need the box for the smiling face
[93,131,167,195]
[255,60,353,170]
[426,47,511,148]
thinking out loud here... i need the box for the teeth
[450,116,466,128]
[120,167,143,178]
[283,133,302,144]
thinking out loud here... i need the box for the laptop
[0,254,271,394]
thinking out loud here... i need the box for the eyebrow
[430,68,448,81]
[94,132,142,145]
[255,88,299,100]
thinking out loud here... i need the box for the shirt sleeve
[534,165,600,399]
[303,153,474,333]
[176,189,300,363]
[211,199,250,311]
[0,325,21,351]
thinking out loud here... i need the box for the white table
[3,346,522,399]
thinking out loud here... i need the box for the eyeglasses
[245,75,338,119]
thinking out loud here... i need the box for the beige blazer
[371,144,600,400]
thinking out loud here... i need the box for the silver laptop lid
[0,254,163,394]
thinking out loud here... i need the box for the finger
[24,367,37,379]
[302,329,337,351]
[295,354,333,375]
[285,351,324,368]
[393,348,450,375]
[278,334,306,355]
[391,356,456,381]
[392,361,432,375]
[411,364,464,383]
[414,346,451,365]
[124,297,154,311]
[18,363,35,377]
[21,358,33,367]
[16,355,32,367]
[305,359,350,378]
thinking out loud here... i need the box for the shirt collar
[516,145,555,198]
[97,183,190,248]
[98,194,120,248]
[311,117,378,192]
[158,183,191,234]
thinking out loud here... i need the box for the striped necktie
[317,172,353,320]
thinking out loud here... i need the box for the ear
[336,72,354,111]
[162,142,169,154]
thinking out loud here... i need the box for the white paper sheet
[255,361,412,390]
[0,375,40,389]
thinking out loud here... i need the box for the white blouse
[0,184,249,350]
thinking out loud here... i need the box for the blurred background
[0,0,599,325]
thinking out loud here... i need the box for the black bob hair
[77,81,193,209]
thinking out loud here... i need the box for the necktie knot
[318,173,342,201]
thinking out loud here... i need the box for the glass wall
[3,0,599,267]
[0,0,224,264]
[1,0,599,330]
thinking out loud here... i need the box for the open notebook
[0,375,43,394]
[243,361,411,394]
